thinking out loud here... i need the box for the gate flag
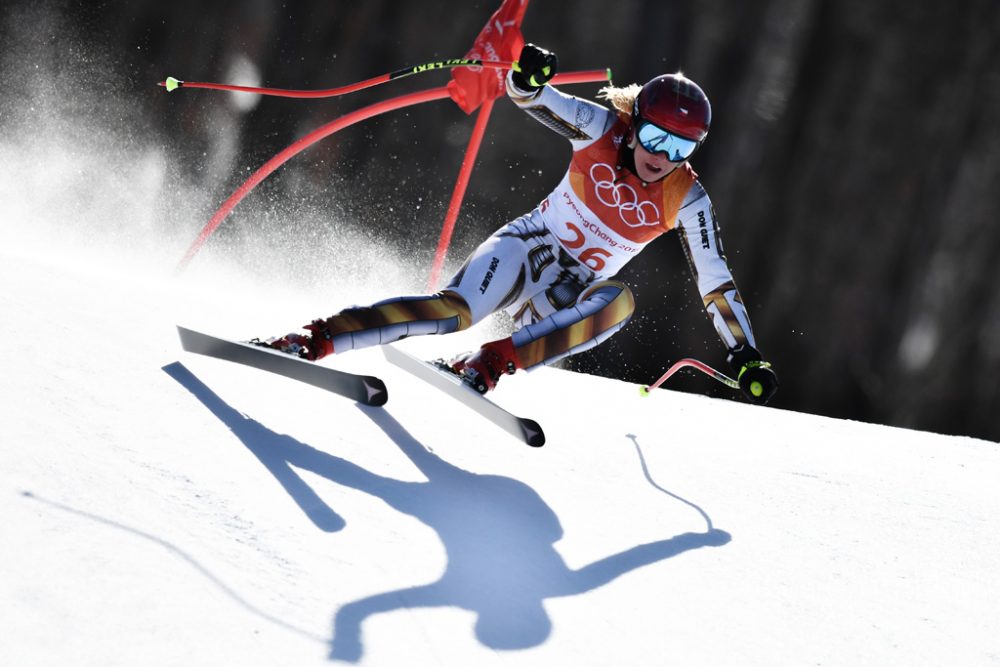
[447,0,529,114]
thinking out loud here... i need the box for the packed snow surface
[2,237,998,666]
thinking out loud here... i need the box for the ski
[176,326,388,407]
[381,344,545,447]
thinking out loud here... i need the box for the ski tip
[163,76,182,92]
[520,418,546,447]
[606,67,614,81]
[639,385,651,397]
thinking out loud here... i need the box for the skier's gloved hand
[727,344,778,405]
[511,43,558,91]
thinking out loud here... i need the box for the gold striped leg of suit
[511,280,635,369]
[315,291,472,353]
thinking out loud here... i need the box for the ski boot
[257,320,334,361]
[254,333,313,359]
[450,337,521,394]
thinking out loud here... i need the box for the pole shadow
[164,362,731,663]
[19,490,328,644]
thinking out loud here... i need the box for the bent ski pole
[639,358,739,397]
[161,59,610,99]
[160,59,512,98]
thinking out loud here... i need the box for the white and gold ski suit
[307,73,756,370]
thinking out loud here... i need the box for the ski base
[176,326,388,407]
[381,344,545,447]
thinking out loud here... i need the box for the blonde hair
[597,83,642,119]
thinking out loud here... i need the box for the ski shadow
[163,362,346,532]
[163,362,731,663]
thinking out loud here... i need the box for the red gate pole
[176,86,452,272]
[425,69,610,291]
[425,96,496,291]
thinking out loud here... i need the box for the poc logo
[697,210,711,249]
[480,257,500,294]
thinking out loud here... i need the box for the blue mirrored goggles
[635,121,700,162]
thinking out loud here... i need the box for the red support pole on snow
[426,97,496,292]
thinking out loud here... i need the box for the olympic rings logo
[589,163,661,228]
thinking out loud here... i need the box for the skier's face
[632,138,680,183]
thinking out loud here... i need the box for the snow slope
[2,235,999,666]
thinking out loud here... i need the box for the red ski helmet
[633,73,711,142]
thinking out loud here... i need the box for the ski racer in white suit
[266,44,778,404]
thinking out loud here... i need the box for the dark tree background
[5,1,998,440]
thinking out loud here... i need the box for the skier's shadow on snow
[164,362,731,663]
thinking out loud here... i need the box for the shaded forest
[4,1,998,440]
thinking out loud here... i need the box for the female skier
[264,44,779,404]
